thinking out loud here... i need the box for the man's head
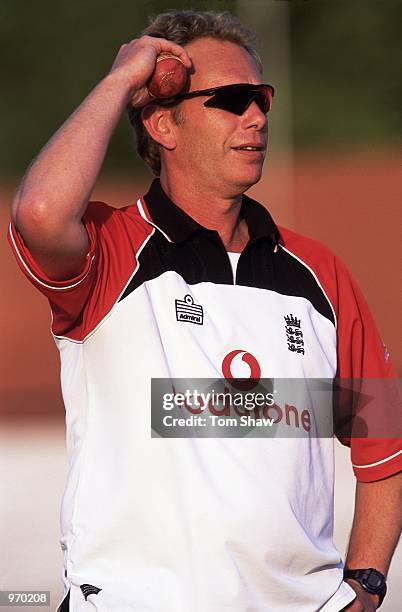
[129,10,270,196]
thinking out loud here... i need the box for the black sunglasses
[159,83,275,116]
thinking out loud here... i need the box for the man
[8,9,402,612]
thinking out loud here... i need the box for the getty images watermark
[151,378,402,438]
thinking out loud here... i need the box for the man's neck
[159,173,249,253]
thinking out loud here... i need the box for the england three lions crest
[284,314,305,355]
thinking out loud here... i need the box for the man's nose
[241,100,267,130]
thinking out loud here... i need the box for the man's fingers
[109,35,192,106]
[340,593,377,611]
[151,37,192,69]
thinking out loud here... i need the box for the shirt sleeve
[8,210,97,333]
[7,201,152,341]
[334,256,402,482]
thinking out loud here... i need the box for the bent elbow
[11,199,65,246]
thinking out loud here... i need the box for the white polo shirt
[8,179,401,612]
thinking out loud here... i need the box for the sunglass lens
[204,89,246,115]
[259,85,274,113]
[204,85,273,115]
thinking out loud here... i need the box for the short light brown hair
[127,10,262,176]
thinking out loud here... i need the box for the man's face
[168,37,268,197]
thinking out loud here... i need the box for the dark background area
[290,0,401,149]
[1,0,401,178]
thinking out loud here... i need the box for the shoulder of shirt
[276,225,357,298]
[277,225,340,266]
[82,200,147,225]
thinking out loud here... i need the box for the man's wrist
[344,568,387,608]
[101,71,137,106]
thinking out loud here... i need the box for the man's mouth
[232,144,265,152]
[234,146,262,151]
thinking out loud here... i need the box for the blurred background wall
[1,1,401,610]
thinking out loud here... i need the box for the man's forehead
[184,37,262,89]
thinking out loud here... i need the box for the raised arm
[10,36,191,280]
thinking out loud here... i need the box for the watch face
[365,571,383,590]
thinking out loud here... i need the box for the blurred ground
[1,424,401,612]
[1,150,401,610]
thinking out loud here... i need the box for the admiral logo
[175,294,204,325]
[284,313,305,355]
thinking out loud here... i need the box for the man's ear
[141,105,177,151]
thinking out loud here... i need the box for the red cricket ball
[147,52,188,99]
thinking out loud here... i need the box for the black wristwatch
[343,568,387,608]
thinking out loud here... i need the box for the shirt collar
[141,179,281,248]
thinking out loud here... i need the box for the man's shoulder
[277,225,338,269]
[276,226,365,324]
[83,199,145,224]
[81,198,154,251]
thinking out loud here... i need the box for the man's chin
[232,166,264,192]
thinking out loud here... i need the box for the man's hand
[108,35,192,108]
[340,580,379,611]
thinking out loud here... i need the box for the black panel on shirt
[119,180,335,327]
